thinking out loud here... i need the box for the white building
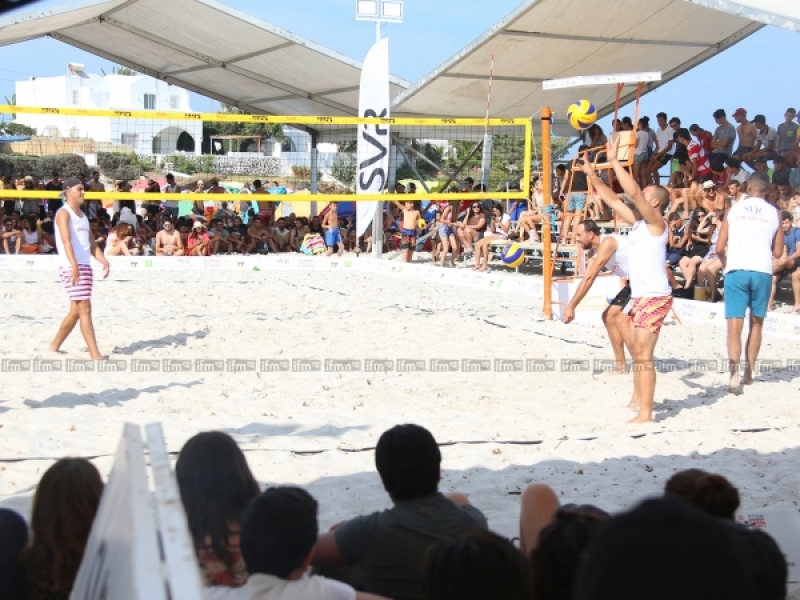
[14,64,202,156]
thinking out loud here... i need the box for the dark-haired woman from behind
[421,529,532,600]
[175,431,260,588]
[19,458,104,600]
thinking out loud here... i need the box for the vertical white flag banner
[356,37,390,238]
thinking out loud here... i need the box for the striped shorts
[629,295,673,335]
[58,264,93,301]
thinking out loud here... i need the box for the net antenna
[538,71,662,320]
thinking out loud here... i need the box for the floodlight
[356,0,379,19]
[382,1,403,20]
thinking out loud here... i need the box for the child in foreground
[205,487,387,600]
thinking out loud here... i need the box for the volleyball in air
[567,100,597,130]
[501,243,525,268]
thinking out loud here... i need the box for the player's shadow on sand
[23,382,202,409]
[654,367,800,422]
[224,422,370,443]
[111,330,209,355]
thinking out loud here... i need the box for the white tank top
[54,204,92,266]
[601,234,630,278]
[724,196,779,275]
[627,219,671,298]
[23,229,39,245]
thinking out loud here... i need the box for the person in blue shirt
[770,211,800,312]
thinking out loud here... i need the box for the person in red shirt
[689,124,713,154]
[672,128,713,218]
[187,221,211,256]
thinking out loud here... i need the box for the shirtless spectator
[323,203,344,257]
[777,108,799,161]
[744,115,777,168]
[709,109,735,171]
[253,180,274,223]
[312,424,487,600]
[248,216,271,254]
[775,181,795,212]
[155,218,184,256]
[209,219,232,254]
[770,212,800,312]
[187,221,211,256]
[700,181,727,212]
[208,178,227,195]
[227,216,249,254]
[272,217,295,253]
[731,108,757,159]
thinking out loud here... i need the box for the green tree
[101,65,137,76]
[1,121,36,136]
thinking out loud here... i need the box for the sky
[0,0,798,133]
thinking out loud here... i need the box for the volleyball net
[0,105,531,204]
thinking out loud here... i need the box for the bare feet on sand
[628,413,653,424]
[728,373,742,395]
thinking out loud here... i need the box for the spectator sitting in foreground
[312,424,488,600]
[421,530,532,600]
[176,431,261,588]
[663,469,787,600]
[0,508,28,600]
[573,497,761,600]
[19,458,104,600]
[206,487,387,600]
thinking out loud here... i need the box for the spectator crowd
[2,106,799,309]
[0,423,789,600]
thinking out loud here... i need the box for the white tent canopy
[0,0,410,117]
[391,0,775,133]
[0,0,796,135]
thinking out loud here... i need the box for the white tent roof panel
[0,0,410,117]
[392,0,764,131]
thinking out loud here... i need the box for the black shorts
[776,258,800,279]
[656,153,673,166]
[686,244,710,259]
[609,284,632,308]
[693,173,713,184]
[145,204,160,215]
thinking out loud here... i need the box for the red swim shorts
[629,295,673,335]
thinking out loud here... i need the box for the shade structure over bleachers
[0,0,410,117]
[0,0,796,136]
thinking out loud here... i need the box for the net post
[541,107,553,320]
[310,131,319,216]
[480,133,492,190]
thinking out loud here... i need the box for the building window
[144,94,156,110]
[169,95,179,109]
[121,133,138,147]
[72,90,79,105]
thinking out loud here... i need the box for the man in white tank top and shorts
[715,172,782,394]
[576,142,673,423]
[48,177,110,359]
[563,219,631,374]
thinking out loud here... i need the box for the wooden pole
[541,107,553,320]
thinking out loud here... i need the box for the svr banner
[356,37,390,238]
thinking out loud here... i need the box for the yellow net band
[0,105,530,127]
[0,190,528,202]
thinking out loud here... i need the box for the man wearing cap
[777,108,799,160]
[731,108,757,159]
[48,177,109,360]
[701,181,726,211]
[21,176,39,216]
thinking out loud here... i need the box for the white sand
[2,263,800,546]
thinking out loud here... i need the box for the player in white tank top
[572,142,673,424]
[715,173,782,393]
[564,222,632,373]
[48,178,110,360]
